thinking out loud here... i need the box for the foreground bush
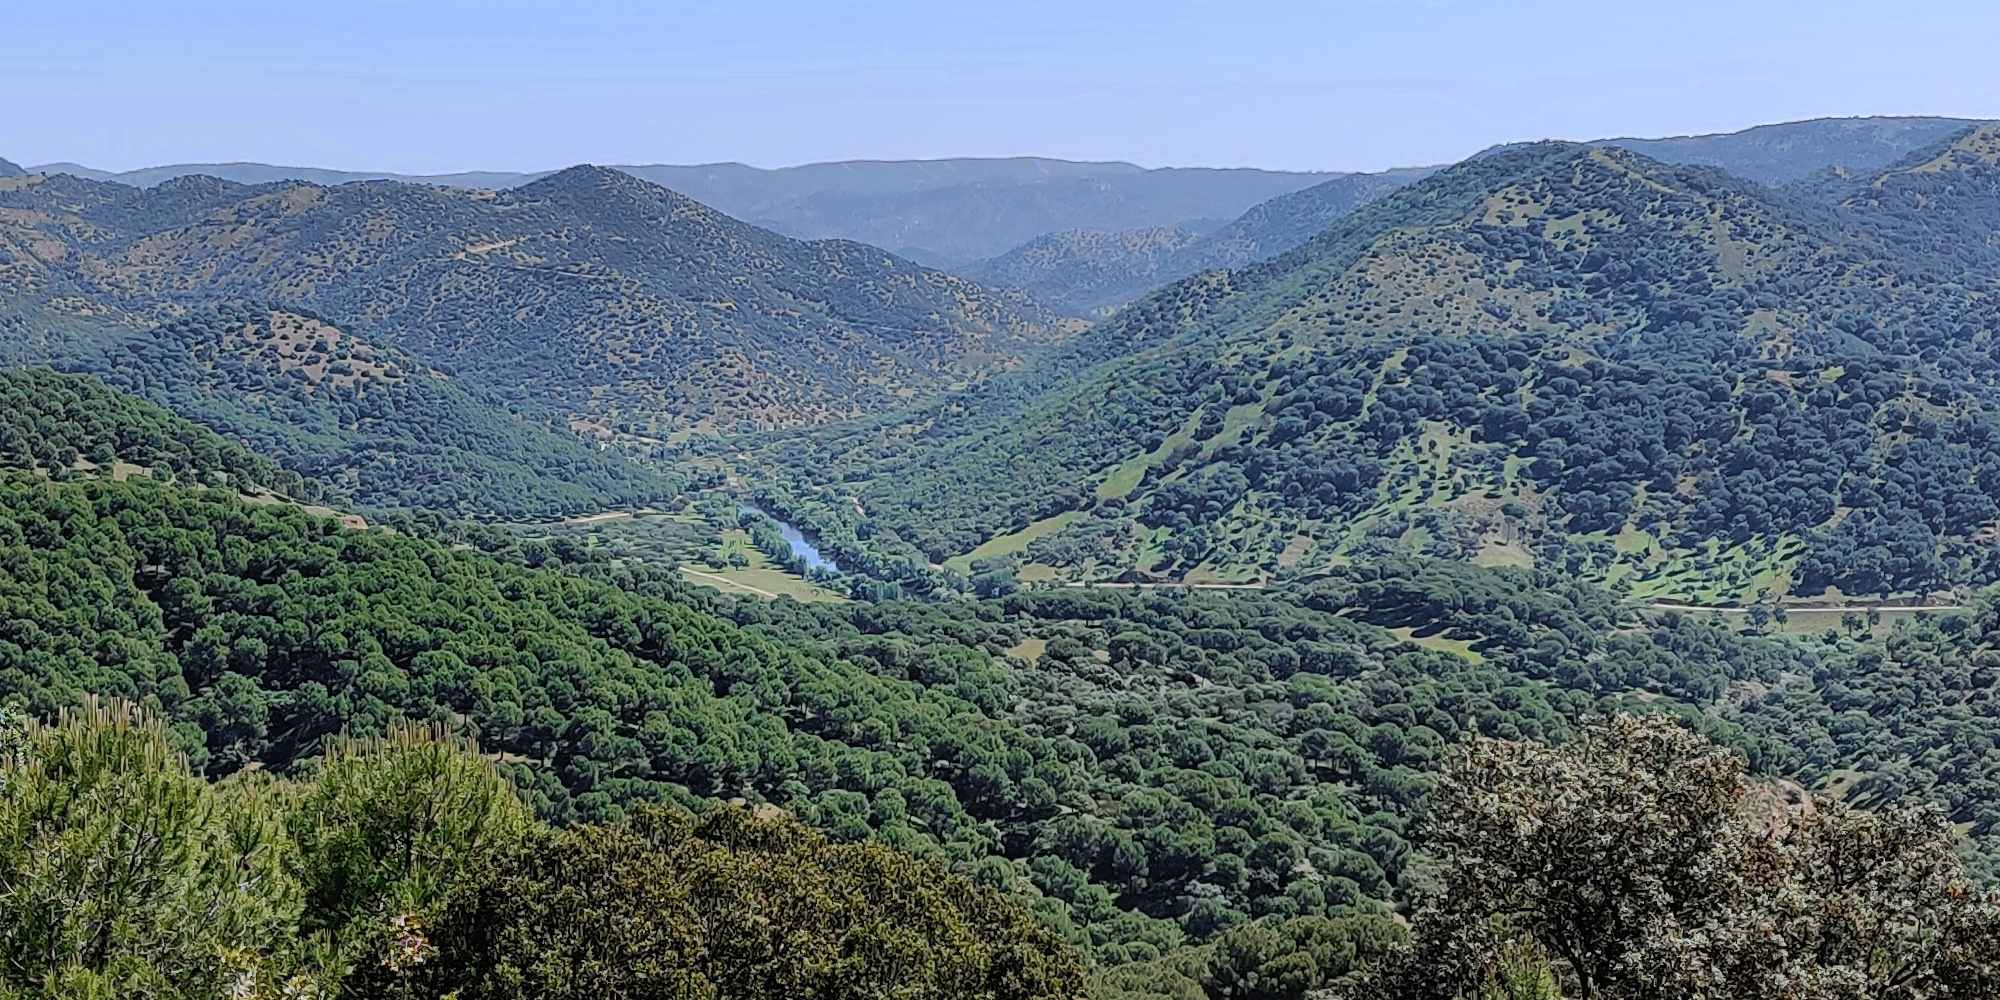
[0,702,1084,1000]
[1391,714,2000,999]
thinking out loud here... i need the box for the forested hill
[0,157,24,179]
[0,366,307,496]
[0,163,1074,436]
[41,302,678,516]
[1836,123,2000,277]
[736,130,2000,603]
[33,155,1343,266]
[958,223,1223,317]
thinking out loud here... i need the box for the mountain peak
[0,156,25,179]
[149,173,248,197]
[519,163,655,196]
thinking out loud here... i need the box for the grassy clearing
[1277,535,1315,568]
[1472,540,1534,568]
[1203,401,1267,456]
[946,510,1089,573]
[1006,636,1049,661]
[1387,626,1485,663]
[1184,563,1264,586]
[685,528,847,603]
[1624,535,1801,604]
[681,564,847,603]
[1097,409,1206,500]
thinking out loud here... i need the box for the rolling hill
[739,127,2000,603]
[52,302,679,516]
[0,164,1075,438]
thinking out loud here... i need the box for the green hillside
[0,165,1074,436]
[5,346,2000,993]
[0,366,305,495]
[8,463,2000,985]
[737,130,2000,602]
[46,302,677,517]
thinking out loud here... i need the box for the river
[739,504,842,573]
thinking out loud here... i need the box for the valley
[7,79,2000,1000]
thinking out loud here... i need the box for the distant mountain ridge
[954,117,1995,315]
[1601,115,1989,185]
[29,156,1342,266]
[32,116,1985,274]
[962,167,1438,314]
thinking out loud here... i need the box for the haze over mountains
[31,155,1341,265]
[960,116,1994,315]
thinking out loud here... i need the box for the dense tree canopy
[0,702,1082,1000]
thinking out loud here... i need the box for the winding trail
[681,568,781,599]
[1058,582,1966,615]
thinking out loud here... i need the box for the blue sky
[5,0,1996,172]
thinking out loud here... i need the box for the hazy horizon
[14,111,1992,179]
[7,0,1998,175]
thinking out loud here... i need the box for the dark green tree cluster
[0,367,306,496]
[0,701,1082,1000]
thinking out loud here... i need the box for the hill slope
[741,132,2000,602]
[957,223,1221,316]
[0,366,306,496]
[962,167,1437,314]
[48,302,677,516]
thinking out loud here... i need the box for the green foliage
[287,724,531,939]
[0,699,304,998]
[0,367,303,496]
[0,701,1081,1000]
[374,805,1085,999]
[1476,940,1563,1000]
[1200,915,1402,1000]
[1389,715,2000,999]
